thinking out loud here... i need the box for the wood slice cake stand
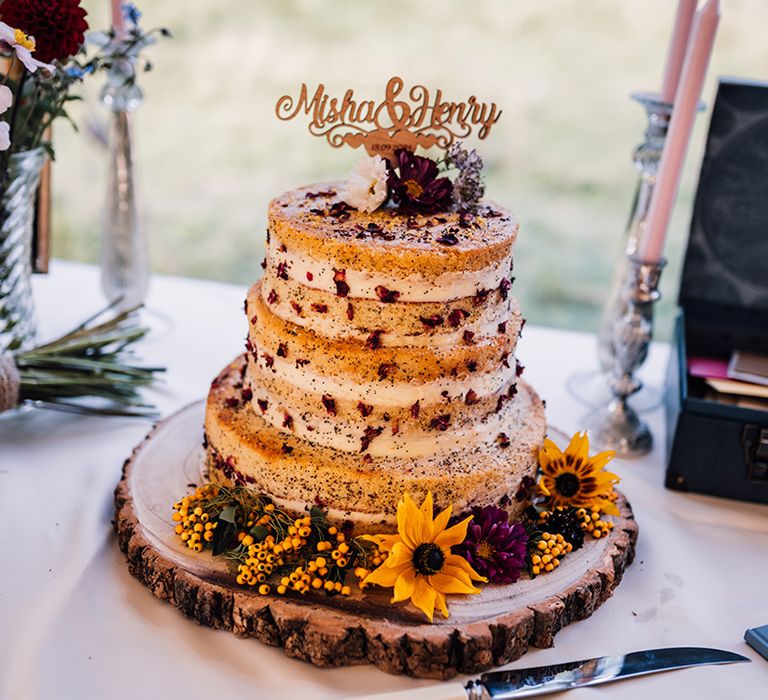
[114,401,638,680]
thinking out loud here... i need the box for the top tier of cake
[268,182,518,294]
[263,182,519,346]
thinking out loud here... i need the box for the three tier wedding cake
[204,179,547,533]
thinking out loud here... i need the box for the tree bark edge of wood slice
[113,417,639,680]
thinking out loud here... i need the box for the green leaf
[309,505,325,522]
[218,506,236,523]
[211,506,238,556]
[248,524,269,542]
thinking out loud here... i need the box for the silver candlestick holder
[585,254,665,456]
[566,92,672,411]
[597,92,672,373]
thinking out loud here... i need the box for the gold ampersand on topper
[275,77,502,162]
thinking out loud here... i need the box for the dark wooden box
[664,78,768,504]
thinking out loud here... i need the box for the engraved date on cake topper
[275,77,502,161]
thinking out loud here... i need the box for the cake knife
[352,647,750,699]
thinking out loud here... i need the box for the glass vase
[100,58,148,310]
[0,147,46,354]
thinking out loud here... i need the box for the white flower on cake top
[340,155,389,213]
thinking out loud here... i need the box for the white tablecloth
[1,261,766,700]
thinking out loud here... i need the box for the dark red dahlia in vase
[453,504,528,584]
[387,148,453,214]
[1,0,88,64]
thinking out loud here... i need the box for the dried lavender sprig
[445,142,485,210]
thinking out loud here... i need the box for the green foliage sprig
[13,304,164,416]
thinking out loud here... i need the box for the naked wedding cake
[115,83,633,677]
[203,176,547,533]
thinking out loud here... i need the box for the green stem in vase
[0,67,28,189]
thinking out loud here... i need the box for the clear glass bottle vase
[0,147,46,354]
[100,58,148,310]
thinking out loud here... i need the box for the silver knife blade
[469,647,750,698]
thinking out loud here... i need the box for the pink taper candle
[660,0,698,104]
[640,0,720,263]
[111,0,126,40]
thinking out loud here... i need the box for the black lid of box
[679,78,768,316]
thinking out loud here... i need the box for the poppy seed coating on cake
[205,182,546,530]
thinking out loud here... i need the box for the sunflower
[362,492,486,621]
[538,432,620,516]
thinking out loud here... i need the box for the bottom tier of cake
[204,356,547,532]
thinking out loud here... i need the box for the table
[2,261,766,700]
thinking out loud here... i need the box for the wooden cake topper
[276,76,502,161]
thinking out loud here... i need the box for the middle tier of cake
[244,281,526,458]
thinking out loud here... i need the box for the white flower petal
[341,155,389,213]
[14,46,38,73]
[35,59,56,76]
[14,47,55,76]
[0,22,16,45]
[0,122,11,151]
[0,85,12,115]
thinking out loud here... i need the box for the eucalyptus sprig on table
[12,304,164,417]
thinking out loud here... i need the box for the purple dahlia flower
[454,504,528,584]
[387,149,453,214]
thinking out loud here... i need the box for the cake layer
[246,355,522,458]
[256,274,519,347]
[205,356,547,533]
[246,285,520,389]
[267,182,518,300]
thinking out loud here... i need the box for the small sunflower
[362,492,486,621]
[538,432,620,516]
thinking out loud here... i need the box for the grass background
[51,0,768,340]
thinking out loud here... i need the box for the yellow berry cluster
[352,546,388,589]
[172,484,377,599]
[577,506,615,539]
[273,524,354,597]
[236,503,280,547]
[276,558,352,597]
[236,531,289,592]
[235,509,307,593]
[172,484,220,552]
[530,532,573,576]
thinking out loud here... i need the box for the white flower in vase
[0,85,13,151]
[341,155,389,213]
[0,23,55,75]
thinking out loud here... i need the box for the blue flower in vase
[122,3,142,26]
